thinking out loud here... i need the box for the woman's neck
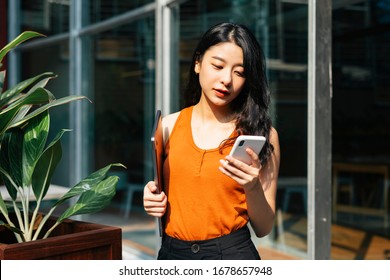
[191,102,236,150]
[193,100,235,124]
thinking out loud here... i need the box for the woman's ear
[194,61,200,74]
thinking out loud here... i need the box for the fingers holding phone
[219,135,265,189]
[229,135,265,165]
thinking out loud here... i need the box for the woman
[144,22,280,260]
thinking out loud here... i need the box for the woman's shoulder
[269,126,280,161]
[162,111,181,145]
[270,126,279,138]
[162,106,192,133]
[269,126,279,146]
[162,111,180,130]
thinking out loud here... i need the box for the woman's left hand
[219,147,262,191]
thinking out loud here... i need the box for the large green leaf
[0,31,44,63]
[1,86,52,115]
[0,133,11,177]
[8,105,31,126]
[0,165,18,201]
[57,176,118,223]
[53,163,124,207]
[7,128,24,189]
[0,86,52,135]
[31,129,67,200]
[22,111,50,188]
[0,70,5,95]
[8,95,89,129]
[0,133,14,199]
[25,75,56,98]
[0,72,55,105]
[0,106,20,137]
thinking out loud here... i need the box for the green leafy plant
[0,31,125,243]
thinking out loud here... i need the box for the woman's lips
[214,88,229,97]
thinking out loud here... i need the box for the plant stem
[32,206,57,240]
[29,187,45,240]
[11,200,25,242]
[0,175,26,242]
[18,186,32,241]
[22,187,31,240]
[41,218,60,240]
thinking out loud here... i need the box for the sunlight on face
[195,42,246,107]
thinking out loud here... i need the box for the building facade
[1,0,389,259]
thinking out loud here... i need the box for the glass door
[176,0,310,259]
[331,0,390,260]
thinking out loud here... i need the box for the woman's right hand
[143,181,167,217]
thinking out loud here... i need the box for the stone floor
[83,205,390,260]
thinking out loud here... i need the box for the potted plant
[0,31,125,259]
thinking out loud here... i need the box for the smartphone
[229,135,266,164]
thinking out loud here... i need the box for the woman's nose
[220,70,232,86]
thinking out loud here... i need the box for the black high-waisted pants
[157,226,261,260]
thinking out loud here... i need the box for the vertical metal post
[154,0,181,255]
[69,0,91,186]
[7,0,20,87]
[164,4,180,113]
[154,0,165,254]
[156,0,179,115]
[307,0,332,259]
[161,4,171,115]
[155,0,164,113]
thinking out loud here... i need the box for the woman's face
[195,42,246,108]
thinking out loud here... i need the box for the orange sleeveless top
[163,106,248,241]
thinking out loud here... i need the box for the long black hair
[184,22,274,165]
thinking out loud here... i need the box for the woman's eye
[235,71,245,77]
[212,64,223,69]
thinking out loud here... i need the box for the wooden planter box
[0,217,122,260]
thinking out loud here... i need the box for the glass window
[92,17,155,212]
[179,0,309,259]
[22,0,70,35]
[21,42,71,186]
[89,0,154,23]
[332,0,390,259]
